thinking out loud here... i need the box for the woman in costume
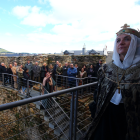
[83,24,140,140]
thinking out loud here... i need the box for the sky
[0,0,140,53]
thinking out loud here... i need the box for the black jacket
[53,64,58,75]
[0,65,2,73]
[63,66,69,76]
[95,63,102,76]
[1,66,7,73]
[75,67,80,76]
[23,72,30,87]
[7,68,13,75]
[41,66,48,78]
[87,68,96,77]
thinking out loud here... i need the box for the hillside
[0,48,12,53]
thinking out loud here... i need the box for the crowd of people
[0,60,102,94]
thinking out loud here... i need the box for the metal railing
[55,74,97,94]
[0,73,43,98]
[0,73,98,140]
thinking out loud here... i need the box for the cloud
[11,0,140,52]
[38,0,48,4]
[12,0,140,28]
[12,6,31,18]
[5,33,12,36]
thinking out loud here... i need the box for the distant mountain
[0,48,13,53]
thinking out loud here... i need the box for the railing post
[63,77,64,89]
[73,90,78,140]
[82,80,83,94]
[40,84,41,95]
[2,73,4,86]
[86,78,88,93]
[69,91,74,140]
[27,80,29,97]
[56,74,57,91]
[11,75,13,88]
[66,76,68,88]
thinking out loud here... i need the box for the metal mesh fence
[0,73,98,140]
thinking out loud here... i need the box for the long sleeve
[56,67,59,74]
[72,68,77,76]
[67,68,71,76]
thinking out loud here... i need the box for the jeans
[22,87,27,93]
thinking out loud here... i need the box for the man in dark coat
[41,63,48,82]
[33,62,41,82]
[95,59,102,76]
[63,62,69,76]
[1,63,7,85]
[62,62,69,87]
[53,61,59,81]
[7,64,14,86]
[24,60,33,78]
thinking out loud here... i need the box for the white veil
[112,33,140,69]
[111,33,140,105]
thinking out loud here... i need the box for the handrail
[0,82,97,111]
[55,74,98,80]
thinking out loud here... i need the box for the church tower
[82,43,86,55]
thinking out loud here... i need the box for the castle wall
[0,55,106,68]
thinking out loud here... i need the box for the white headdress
[111,25,140,105]
[112,33,140,69]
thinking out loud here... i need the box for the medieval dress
[84,61,140,140]
[84,28,140,140]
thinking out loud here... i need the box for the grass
[0,48,12,53]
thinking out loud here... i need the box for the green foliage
[0,48,12,53]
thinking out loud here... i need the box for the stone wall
[71,55,106,68]
[0,55,105,68]
[0,87,53,140]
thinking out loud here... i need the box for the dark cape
[83,61,140,140]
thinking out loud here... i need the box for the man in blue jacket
[67,63,77,87]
